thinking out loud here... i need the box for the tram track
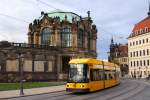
[28,80,130,100]
[49,80,137,100]
[9,79,147,100]
[105,82,144,100]
[93,80,146,100]
[63,80,136,100]
[81,81,140,100]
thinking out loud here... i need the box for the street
[7,79,150,100]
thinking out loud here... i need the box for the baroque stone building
[108,38,128,76]
[0,11,97,82]
[128,6,150,78]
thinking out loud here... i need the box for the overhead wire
[36,0,61,10]
[0,13,30,23]
[97,25,125,39]
[0,0,125,42]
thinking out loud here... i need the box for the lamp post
[19,53,24,95]
[134,69,136,79]
[138,67,141,79]
[146,66,148,77]
[102,61,105,88]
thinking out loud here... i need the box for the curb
[1,89,65,100]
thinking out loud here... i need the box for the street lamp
[102,61,105,88]
[146,66,148,77]
[18,53,24,95]
[134,69,136,79]
[138,67,141,79]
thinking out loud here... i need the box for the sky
[0,0,149,59]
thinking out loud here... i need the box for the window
[139,40,141,44]
[139,29,143,34]
[140,60,142,66]
[140,50,142,56]
[145,27,148,33]
[133,42,135,46]
[44,62,48,72]
[136,41,138,45]
[143,39,145,44]
[136,51,138,57]
[146,38,148,43]
[77,29,84,48]
[0,65,2,72]
[68,64,89,82]
[130,52,132,57]
[143,50,145,56]
[131,61,132,67]
[90,69,103,81]
[133,52,135,57]
[137,61,139,66]
[41,27,52,45]
[144,60,146,66]
[147,60,149,66]
[134,61,136,67]
[130,42,132,46]
[61,27,72,47]
[147,49,149,55]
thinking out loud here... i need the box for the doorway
[62,56,70,74]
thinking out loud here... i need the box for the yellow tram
[66,58,121,93]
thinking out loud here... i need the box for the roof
[129,16,150,38]
[69,58,119,70]
[118,44,128,57]
[69,58,119,67]
[47,10,81,23]
[69,58,103,65]
[132,16,150,32]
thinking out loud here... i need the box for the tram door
[62,56,70,74]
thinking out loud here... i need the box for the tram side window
[105,71,115,80]
[109,73,113,79]
[90,69,103,81]
[111,72,115,79]
[115,71,120,78]
[109,72,115,79]
[104,73,107,80]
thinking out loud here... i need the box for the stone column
[56,54,62,80]
[38,35,41,45]
[72,30,77,49]
[28,33,32,44]
[84,32,88,50]
[55,28,60,47]
[33,32,39,44]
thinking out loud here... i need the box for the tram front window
[68,64,89,82]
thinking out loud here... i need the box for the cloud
[0,0,148,59]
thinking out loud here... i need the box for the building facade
[108,38,128,76]
[0,11,97,82]
[128,7,150,78]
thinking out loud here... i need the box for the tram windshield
[68,64,89,82]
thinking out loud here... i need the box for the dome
[47,10,81,22]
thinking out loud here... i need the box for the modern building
[0,11,97,82]
[128,6,150,78]
[108,38,128,76]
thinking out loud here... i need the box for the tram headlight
[80,85,84,88]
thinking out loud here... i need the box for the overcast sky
[0,0,149,59]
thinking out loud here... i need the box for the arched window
[61,27,72,47]
[41,28,52,45]
[78,29,84,48]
